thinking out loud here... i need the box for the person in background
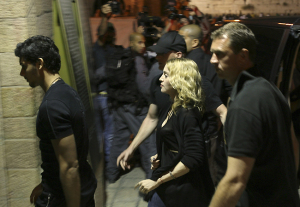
[105,33,157,183]
[179,24,231,184]
[92,3,116,165]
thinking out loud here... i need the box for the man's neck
[42,73,61,92]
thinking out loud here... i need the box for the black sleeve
[180,111,205,170]
[202,76,223,112]
[41,99,73,140]
[226,108,263,158]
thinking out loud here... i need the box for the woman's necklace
[162,109,173,128]
[167,109,173,119]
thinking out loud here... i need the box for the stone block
[9,198,32,207]
[0,145,7,198]
[0,19,28,53]
[0,53,28,87]
[5,140,39,168]
[27,3,37,37]
[34,87,44,111]
[3,117,36,139]
[7,169,40,198]
[2,87,35,118]
[0,119,3,144]
[0,1,29,18]
[36,12,53,38]
[36,0,52,17]
[0,198,7,207]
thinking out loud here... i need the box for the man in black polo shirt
[15,36,97,207]
[209,22,300,207]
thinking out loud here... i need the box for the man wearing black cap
[117,31,227,173]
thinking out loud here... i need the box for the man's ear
[37,58,44,70]
[129,41,134,47]
[176,52,183,58]
[240,48,250,60]
[192,39,199,48]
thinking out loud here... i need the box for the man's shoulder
[187,47,208,60]
[231,75,285,113]
[44,81,79,103]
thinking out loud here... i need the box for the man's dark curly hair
[14,35,61,74]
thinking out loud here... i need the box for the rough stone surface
[0,198,7,207]
[27,2,37,38]
[36,0,52,17]
[3,117,36,139]
[0,53,28,87]
[36,12,53,38]
[5,140,39,168]
[2,87,35,118]
[0,1,29,18]
[34,87,44,112]
[9,198,32,207]
[0,19,28,53]
[7,169,40,198]
[0,145,7,198]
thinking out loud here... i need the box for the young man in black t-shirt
[15,36,97,207]
[209,22,300,207]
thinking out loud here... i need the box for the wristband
[169,171,176,179]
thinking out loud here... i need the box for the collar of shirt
[229,70,256,106]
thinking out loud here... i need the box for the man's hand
[117,148,134,170]
[136,26,145,34]
[101,3,112,16]
[30,183,43,204]
[150,154,160,170]
[135,179,160,194]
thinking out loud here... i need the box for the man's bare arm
[117,104,159,169]
[209,156,255,207]
[51,134,80,207]
[213,103,227,125]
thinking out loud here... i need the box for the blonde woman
[135,58,214,207]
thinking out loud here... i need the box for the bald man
[179,24,232,184]
[106,33,157,183]
[179,24,231,103]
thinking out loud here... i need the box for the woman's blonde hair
[166,58,205,113]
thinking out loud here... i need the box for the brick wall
[0,0,52,206]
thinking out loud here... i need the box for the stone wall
[0,0,52,206]
[190,0,300,15]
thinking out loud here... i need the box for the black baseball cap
[148,31,187,54]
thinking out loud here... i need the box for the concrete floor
[105,167,148,207]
